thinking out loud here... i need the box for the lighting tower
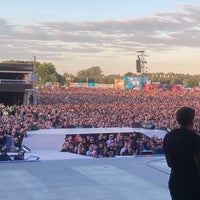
[136,50,148,73]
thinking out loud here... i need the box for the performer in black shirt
[163,107,200,200]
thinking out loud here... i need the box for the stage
[0,128,171,200]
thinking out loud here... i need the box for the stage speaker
[144,123,155,129]
[136,60,141,73]
[30,124,39,131]
[75,125,83,128]
[159,126,167,130]
[141,150,153,155]
[83,125,93,128]
[132,122,142,128]
[66,125,76,128]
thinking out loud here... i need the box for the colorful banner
[69,82,96,87]
[114,78,124,89]
[124,77,148,90]
[87,82,96,87]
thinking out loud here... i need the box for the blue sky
[0,0,200,75]
[1,0,198,23]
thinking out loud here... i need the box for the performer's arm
[165,154,172,168]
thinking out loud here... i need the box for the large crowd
[60,132,164,157]
[35,87,200,131]
[1,87,200,157]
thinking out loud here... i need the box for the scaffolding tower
[136,50,148,73]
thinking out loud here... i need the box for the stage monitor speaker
[141,150,153,155]
[144,123,155,129]
[75,125,83,128]
[83,125,93,128]
[66,125,76,128]
[30,124,39,131]
[159,126,167,130]
[132,122,142,128]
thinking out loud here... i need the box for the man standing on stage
[163,107,200,200]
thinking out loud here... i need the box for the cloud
[0,4,200,68]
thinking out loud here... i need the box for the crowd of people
[34,87,200,132]
[60,132,164,157]
[0,86,200,156]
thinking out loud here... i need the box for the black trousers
[169,171,200,200]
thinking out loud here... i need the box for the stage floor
[0,156,170,200]
[0,130,171,200]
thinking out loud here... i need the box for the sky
[0,0,200,75]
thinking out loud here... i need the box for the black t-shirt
[163,128,200,176]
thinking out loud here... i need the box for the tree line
[2,60,200,88]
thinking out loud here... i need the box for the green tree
[103,74,122,84]
[183,77,199,88]
[35,62,64,83]
[76,66,104,83]
[62,72,75,86]
[124,72,138,77]
[172,77,183,84]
